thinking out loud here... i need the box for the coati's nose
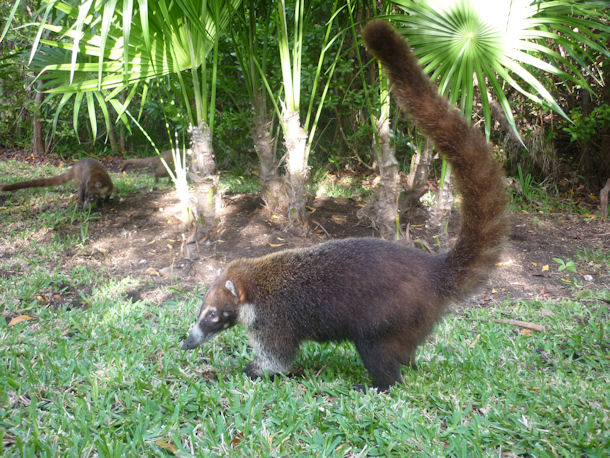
[181,329,202,350]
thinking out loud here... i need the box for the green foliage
[563,104,610,143]
[553,257,578,274]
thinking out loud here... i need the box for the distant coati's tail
[363,20,507,296]
[0,172,72,192]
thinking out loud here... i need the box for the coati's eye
[208,310,217,319]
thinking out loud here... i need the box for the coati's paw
[244,363,283,382]
[353,384,386,394]
[244,362,264,380]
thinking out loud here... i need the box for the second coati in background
[181,20,508,391]
[0,158,113,207]
[120,150,175,182]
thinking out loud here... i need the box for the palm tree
[386,0,609,239]
[6,0,240,239]
[272,0,344,229]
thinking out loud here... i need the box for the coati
[181,20,508,391]
[120,150,175,181]
[0,158,113,207]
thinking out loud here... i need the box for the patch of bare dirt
[73,185,609,309]
[2,149,608,308]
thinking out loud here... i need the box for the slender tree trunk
[402,137,432,210]
[106,101,118,153]
[32,81,45,154]
[358,113,399,239]
[252,90,288,214]
[189,121,218,232]
[427,165,454,248]
[282,108,309,230]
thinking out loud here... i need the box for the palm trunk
[427,165,454,248]
[283,108,309,230]
[402,138,432,210]
[189,121,218,232]
[358,113,399,239]
[32,81,45,154]
[252,90,287,214]
[106,101,118,153]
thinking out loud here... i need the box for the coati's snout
[181,279,240,350]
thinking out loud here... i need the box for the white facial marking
[238,303,256,328]
[222,311,230,318]
[190,324,204,341]
[199,305,219,323]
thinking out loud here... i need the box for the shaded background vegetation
[1,0,608,210]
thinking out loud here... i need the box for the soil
[1,150,609,312]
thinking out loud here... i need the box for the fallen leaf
[520,329,532,336]
[155,439,178,454]
[268,243,285,248]
[541,265,549,272]
[469,334,481,348]
[331,215,347,223]
[167,244,173,250]
[36,294,49,305]
[492,288,498,293]
[531,262,538,267]
[96,247,108,254]
[540,308,555,316]
[8,315,34,326]
[146,240,156,245]
[231,432,244,448]
[146,268,160,276]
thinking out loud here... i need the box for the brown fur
[181,20,508,391]
[0,158,113,207]
[120,150,175,181]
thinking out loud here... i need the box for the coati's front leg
[244,332,296,380]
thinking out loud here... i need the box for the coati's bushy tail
[0,172,72,192]
[363,20,507,296]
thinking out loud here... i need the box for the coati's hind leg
[356,337,415,391]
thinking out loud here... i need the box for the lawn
[0,160,608,456]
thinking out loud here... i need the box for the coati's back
[120,150,174,179]
[230,238,443,342]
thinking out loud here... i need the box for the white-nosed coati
[120,150,175,181]
[0,158,113,207]
[182,20,508,391]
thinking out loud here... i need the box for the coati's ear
[216,269,222,278]
[225,280,238,298]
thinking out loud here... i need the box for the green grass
[2,285,608,455]
[1,160,608,455]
